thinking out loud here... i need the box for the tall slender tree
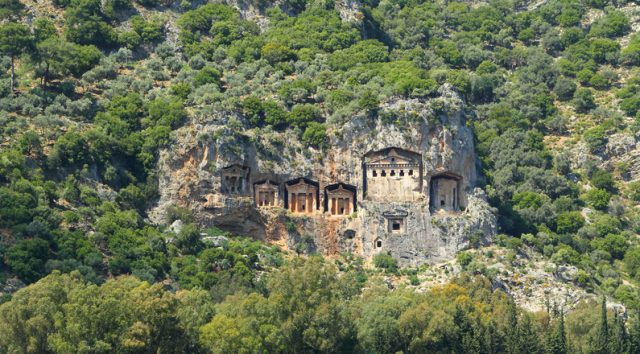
[610,310,629,354]
[505,298,520,354]
[547,308,567,354]
[630,311,640,354]
[519,313,543,354]
[592,296,610,354]
[0,23,32,93]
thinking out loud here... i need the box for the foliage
[0,1,639,348]
[373,253,398,273]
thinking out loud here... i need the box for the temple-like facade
[218,147,464,217]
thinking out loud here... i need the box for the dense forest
[1,0,640,351]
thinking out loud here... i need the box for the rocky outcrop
[150,85,497,265]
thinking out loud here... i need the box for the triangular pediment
[365,147,421,165]
[222,164,249,175]
[369,155,415,165]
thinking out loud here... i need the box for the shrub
[329,40,388,70]
[263,101,289,129]
[573,88,595,113]
[556,211,585,234]
[302,122,327,148]
[373,253,398,273]
[583,188,611,210]
[591,233,628,260]
[590,169,615,192]
[554,77,576,101]
[261,43,296,64]
[457,251,473,269]
[288,104,321,129]
[627,181,640,202]
[583,126,606,152]
[194,66,221,87]
[6,238,50,283]
[588,10,630,38]
[624,247,640,280]
[551,245,581,265]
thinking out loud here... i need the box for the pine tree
[547,308,567,354]
[592,296,610,354]
[610,310,629,354]
[630,311,640,354]
[519,313,543,354]
[0,23,33,92]
[505,298,520,354]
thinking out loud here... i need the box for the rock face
[150,85,497,265]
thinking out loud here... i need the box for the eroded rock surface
[150,85,497,265]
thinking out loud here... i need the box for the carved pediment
[222,164,249,176]
[382,209,409,218]
[364,147,421,166]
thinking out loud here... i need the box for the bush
[556,211,585,234]
[624,247,640,280]
[457,251,473,269]
[590,169,615,192]
[288,104,321,129]
[591,233,628,260]
[194,66,221,87]
[263,101,289,129]
[572,88,595,113]
[6,238,50,283]
[242,95,264,126]
[551,245,581,265]
[261,43,296,64]
[583,126,606,152]
[588,10,630,38]
[583,188,611,210]
[373,253,398,273]
[302,122,327,148]
[627,182,640,202]
[329,40,388,70]
[64,0,118,47]
[554,77,576,101]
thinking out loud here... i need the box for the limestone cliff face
[150,85,497,265]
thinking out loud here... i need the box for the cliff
[150,85,497,265]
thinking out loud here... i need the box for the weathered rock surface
[150,85,497,265]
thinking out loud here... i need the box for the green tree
[556,211,584,234]
[553,77,576,101]
[6,238,50,284]
[373,253,398,273]
[194,66,221,87]
[64,0,117,47]
[0,0,24,19]
[302,122,327,148]
[583,188,611,210]
[0,23,32,92]
[591,296,610,354]
[547,309,567,354]
[175,223,204,255]
[573,88,596,113]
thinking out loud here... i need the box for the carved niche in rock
[221,164,250,194]
[383,209,409,233]
[324,183,356,216]
[363,148,423,202]
[429,172,463,213]
[285,178,319,214]
[254,180,279,207]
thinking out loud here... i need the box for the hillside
[1,0,640,351]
